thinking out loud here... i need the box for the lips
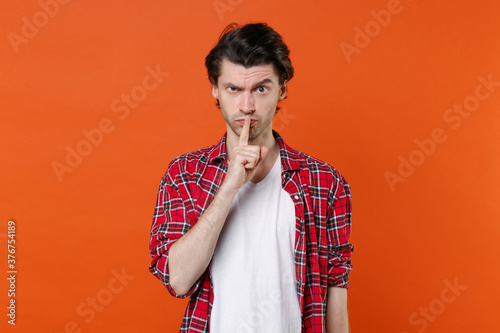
[235,119,257,126]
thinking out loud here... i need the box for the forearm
[168,181,238,296]
[326,286,349,333]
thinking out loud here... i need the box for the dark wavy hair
[205,23,294,86]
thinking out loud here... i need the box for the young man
[149,23,353,333]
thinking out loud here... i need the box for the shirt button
[294,195,299,200]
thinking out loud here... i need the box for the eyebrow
[223,78,273,90]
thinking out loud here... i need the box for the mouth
[235,118,257,126]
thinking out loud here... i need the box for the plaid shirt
[149,131,353,333]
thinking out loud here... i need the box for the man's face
[212,58,286,143]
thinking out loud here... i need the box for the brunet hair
[205,23,294,86]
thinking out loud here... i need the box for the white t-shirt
[210,155,301,333]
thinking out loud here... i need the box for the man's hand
[225,115,269,190]
[168,118,269,296]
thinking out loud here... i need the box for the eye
[257,86,267,93]
[227,86,238,93]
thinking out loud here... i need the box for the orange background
[1,0,499,332]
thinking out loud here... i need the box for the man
[149,23,353,333]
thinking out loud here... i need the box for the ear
[212,83,219,99]
[278,82,287,100]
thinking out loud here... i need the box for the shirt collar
[208,131,301,171]
[207,133,228,164]
[273,130,301,171]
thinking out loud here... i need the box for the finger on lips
[238,115,251,146]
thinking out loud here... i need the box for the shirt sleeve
[148,161,201,298]
[326,173,354,288]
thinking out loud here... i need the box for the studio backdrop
[1,0,499,332]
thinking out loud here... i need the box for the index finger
[238,115,250,146]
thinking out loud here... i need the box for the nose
[239,92,255,114]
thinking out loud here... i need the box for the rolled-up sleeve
[148,162,201,298]
[326,174,354,288]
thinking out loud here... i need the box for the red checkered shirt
[149,131,353,332]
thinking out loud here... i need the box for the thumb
[257,146,269,167]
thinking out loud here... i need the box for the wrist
[218,176,241,197]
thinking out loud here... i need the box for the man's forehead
[219,59,278,83]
